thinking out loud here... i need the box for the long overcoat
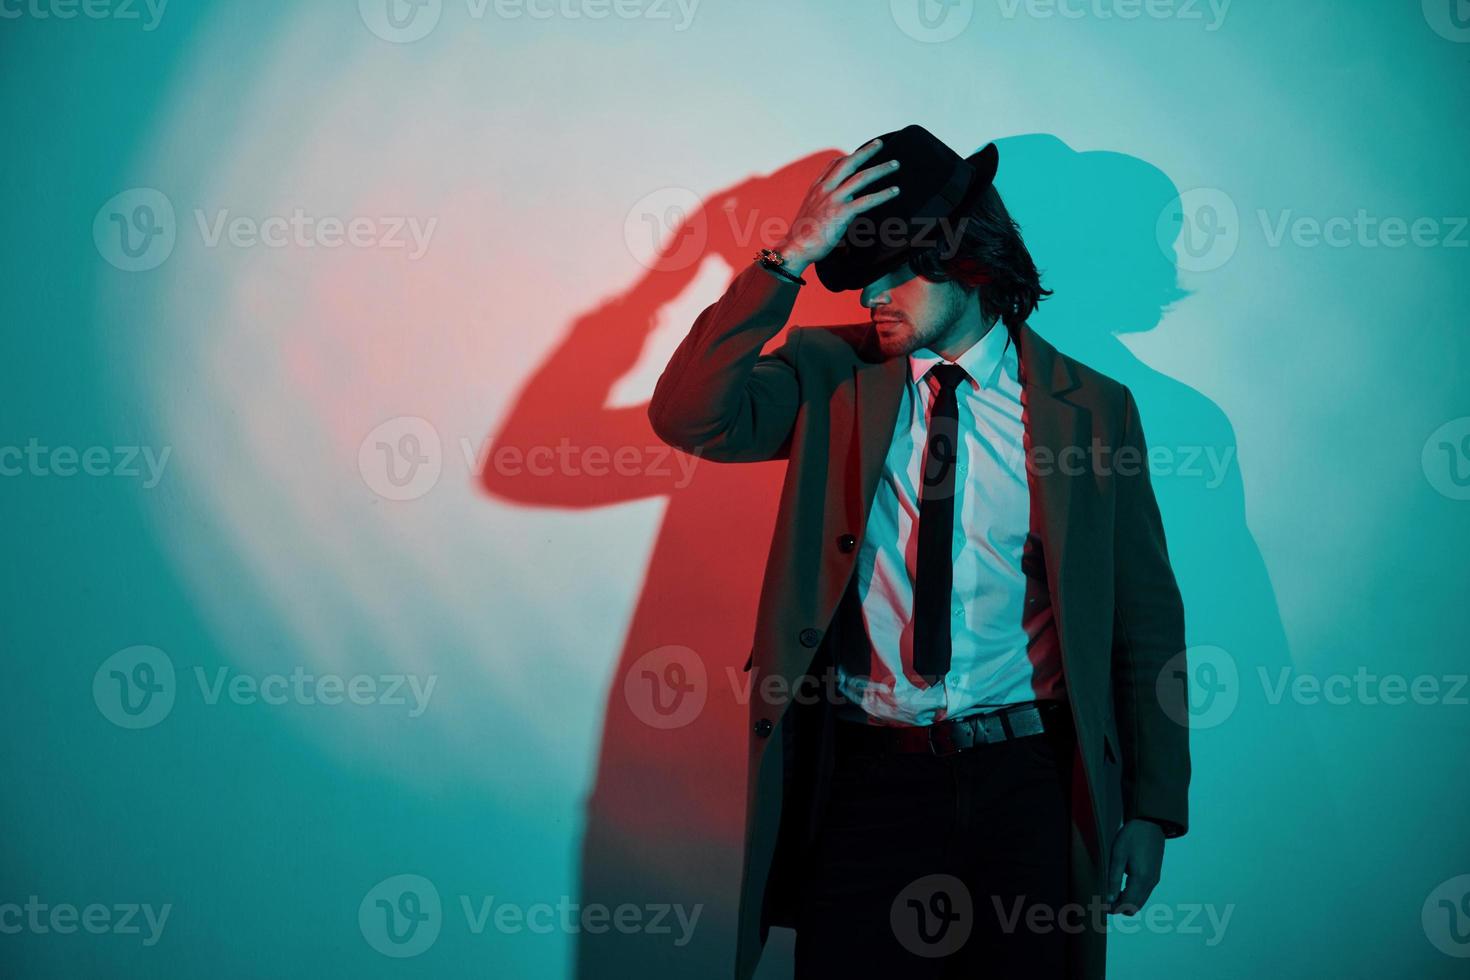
[648,263,1190,979]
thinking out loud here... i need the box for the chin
[875,326,920,357]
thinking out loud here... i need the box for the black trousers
[793,709,1075,977]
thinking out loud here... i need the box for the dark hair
[906,182,1052,333]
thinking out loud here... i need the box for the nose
[861,282,890,309]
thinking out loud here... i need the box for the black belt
[835,699,1071,757]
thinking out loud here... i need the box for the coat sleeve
[1111,384,1191,839]
[647,262,805,463]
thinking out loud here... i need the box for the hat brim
[967,141,998,187]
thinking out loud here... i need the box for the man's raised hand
[774,137,902,274]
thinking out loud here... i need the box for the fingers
[836,158,901,200]
[846,184,901,215]
[823,137,886,192]
[1105,849,1126,909]
[1105,845,1160,915]
[1112,871,1159,916]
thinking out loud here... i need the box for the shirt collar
[907,319,1013,391]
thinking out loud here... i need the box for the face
[859,265,975,358]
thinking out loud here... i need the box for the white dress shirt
[834,320,1064,726]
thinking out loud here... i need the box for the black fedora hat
[813,124,998,292]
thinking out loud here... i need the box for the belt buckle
[926,718,977,756]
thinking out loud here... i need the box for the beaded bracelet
[755,248,807,286]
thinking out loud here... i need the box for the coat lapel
[1013,321,1090,671]
[845,320,1091,680]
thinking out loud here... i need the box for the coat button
[799,628,822,647]
[753,718,773,737]
[837,533,856,552]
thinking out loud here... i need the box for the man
[647,125,1189,979]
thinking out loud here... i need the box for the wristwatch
[755,248,806,286]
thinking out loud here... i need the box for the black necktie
[913,362,968,684]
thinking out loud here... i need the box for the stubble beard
[875,311,951,359]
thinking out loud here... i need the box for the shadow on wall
[997,134,1345,977]
[481,148,861,977]
[481,132,1345,978]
